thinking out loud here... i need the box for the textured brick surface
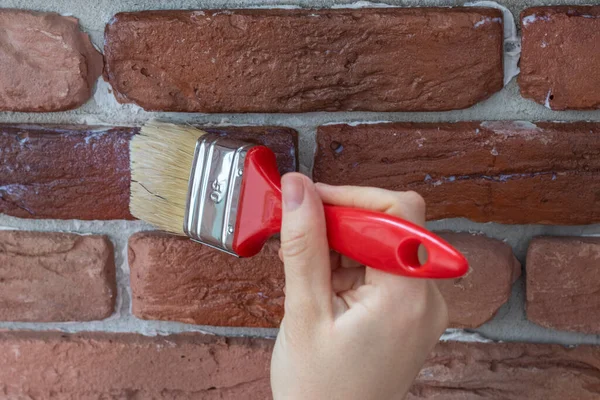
[0,332,273,399]
[527,236,600,334]
[314,121,600,225]
[104,8,503,113]
[1,332,599,399]
[520,6,600,110]
[129,232,284,327]
[0,230,116,322]
[409,341,600,399]
[0,125,297,220]
[437,232,520,328]
[0,125,134,220]
[0,9,102,112]
[129,231,518,329]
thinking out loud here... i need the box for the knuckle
[392,281,438,323]
[280,230,311,259]
[402,191,426,213]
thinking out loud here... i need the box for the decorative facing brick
[104,8,503,113]
[527,236,600,334]
[0,125,297,220]
[129,231,517,329]
[0,230,116,322]
[129,232,284,328]
[409,341,600,399]
[437,232,520,328]
[0,332,273,399]
[1,332,599,399]
[314,121,600,225]
[520,6,600,110]
[0,10,102,112]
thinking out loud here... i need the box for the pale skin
[271,173,449,400]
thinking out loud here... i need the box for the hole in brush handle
[324,205,468,279]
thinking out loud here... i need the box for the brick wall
[1,0,600,398]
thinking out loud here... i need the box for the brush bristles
[130,120,206,235]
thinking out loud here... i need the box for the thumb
[280,173,332,318]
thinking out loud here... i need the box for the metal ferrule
[183,135,255,256]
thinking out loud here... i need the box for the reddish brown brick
[519,7,600,110]
[104,8,503,113]
[0,10,102,112]
[410,341,600,399]
[2,332,599,400]
[0,230,116,322]
[0,331,273,399]
[436,232,520,328]
[129,232,284,327]
[314,121,600,225]
[129,231,517,329]
[0,125,297,220]
[527,236,600,334]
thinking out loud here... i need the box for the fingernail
[282,174,305,212]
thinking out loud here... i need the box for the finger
[331,267,366,293]
[280,173,332,317]
[316,183,428,289]
[340,255,362,269]
[330,251,362,271]
[315,183,426,227]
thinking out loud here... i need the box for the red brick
[2,332,599,399]
[104,8,503,113]
[519,7,600,110]
[0,331,273,399]
[0,10,102,112]
[526,236,600,334]
[0,230,116,322]
[436,232,520,328]
[314,121,600,225]
[0,125,134,220]
[0,125,297,220]
[129,232,284,327]
[409,341,600,399]
[129,231,518,329]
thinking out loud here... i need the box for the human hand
[270,173,448,400]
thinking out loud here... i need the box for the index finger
[315,183,429,286]
[315,183,426,227]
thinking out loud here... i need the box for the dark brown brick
[104,8,503,113]
[0,331,273,399]
[0,125,134,220]
[409,341,600,399]
[129,232,284,327]
[0,125,297,220]
[519,7,600,110]
[0,230,116,322]
[436,232,520,328]
[527,236,600,334]
[0,10,102,112]
[314,121,600,225]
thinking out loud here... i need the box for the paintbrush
[130,120,468,279]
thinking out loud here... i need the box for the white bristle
[130,120,207,234]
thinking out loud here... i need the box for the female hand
[271,173,448,400]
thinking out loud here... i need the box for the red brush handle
[323,206,467,278]
[233,146,468,279]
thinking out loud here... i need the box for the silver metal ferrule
[183,135,255,256]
